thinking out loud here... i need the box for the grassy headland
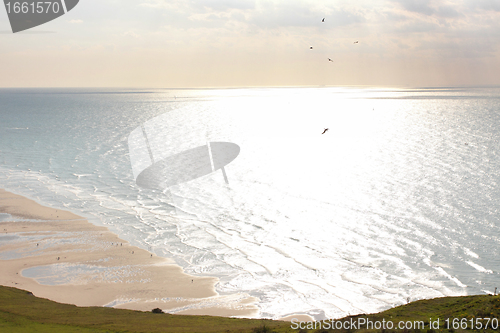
[1,285,499,333]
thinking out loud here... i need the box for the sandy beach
[0,188,259,317]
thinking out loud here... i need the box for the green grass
[0,286,291,333]
[302,294,500,333]
[1,285,499,333]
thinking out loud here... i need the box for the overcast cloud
[0,0,499,87]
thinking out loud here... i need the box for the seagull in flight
[322,128,329,134]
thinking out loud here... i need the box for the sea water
[1,87,499,320]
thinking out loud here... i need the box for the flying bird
[322,18,325,22]
[328,58,333,62]
[310,46,313,49]
[322,128,329,134]
[354,41,359,44]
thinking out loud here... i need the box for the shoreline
[0,188,260,317]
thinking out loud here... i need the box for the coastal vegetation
[0,285,499,333]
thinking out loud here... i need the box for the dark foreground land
[1,285,499,333]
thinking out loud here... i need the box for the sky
[1,0,500,88]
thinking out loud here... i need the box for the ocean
[0,86,499,320]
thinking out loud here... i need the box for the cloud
[191,0,256,11]
[5,0,500,88]
[250,5,364,29]
[123,31,140,38]
[389,0,461,18]
[467,0,500,12]
[395,0,436,15]
[140,0,255,11]
[130,0,500,63]
[139,0,364,30]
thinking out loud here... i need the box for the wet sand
[0,188,258,317]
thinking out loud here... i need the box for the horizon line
[1,84,500,90]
